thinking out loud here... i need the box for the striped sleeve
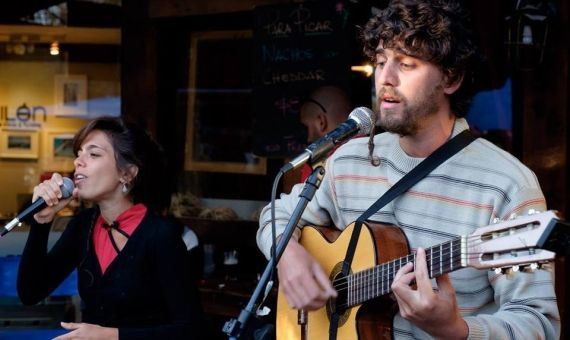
[464,267,559,340]
[256,159,338,260]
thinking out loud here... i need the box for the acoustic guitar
[276,210,564,340]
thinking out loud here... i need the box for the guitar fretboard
[341,237,463,308]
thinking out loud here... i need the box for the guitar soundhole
[326,262,351,327]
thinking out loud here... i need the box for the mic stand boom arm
[223,165,326,339]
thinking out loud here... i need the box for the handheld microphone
[281,107,375,172]
[1,177,75,237]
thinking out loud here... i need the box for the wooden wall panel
[148,0,290,18]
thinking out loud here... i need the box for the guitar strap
[329,129,475,340]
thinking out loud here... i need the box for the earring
[122,182,129,194]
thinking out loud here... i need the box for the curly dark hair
[362,0,480,117]
[73,117,170,212]
[361,0,481,165]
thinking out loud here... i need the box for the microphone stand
[223,165,326,339]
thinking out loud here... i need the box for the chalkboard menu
[253,1,351,157]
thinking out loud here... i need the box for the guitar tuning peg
[512,265,520,272]
[526,263,539,272]
[527,209,541,215]
[491,217,501,224]
[509,213,518,220]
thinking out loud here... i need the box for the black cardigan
[17,208,204,339]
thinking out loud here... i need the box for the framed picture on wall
[42,131,76,172]
[54,75,88,117]
[185,30,266,175]
[0,129,40,159]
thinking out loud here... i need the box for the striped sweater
[257,118,560,339]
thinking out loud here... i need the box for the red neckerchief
[93,203,147,274]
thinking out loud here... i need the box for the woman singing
[17,117,203,339]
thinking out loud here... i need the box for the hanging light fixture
[50,41,60,56]
[504,0,556,69]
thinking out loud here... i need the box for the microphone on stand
[1,177,75,237]
[281,107,375,172]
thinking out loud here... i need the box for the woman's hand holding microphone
[32,173,78,224]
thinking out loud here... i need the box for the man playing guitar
[257,0,560,339]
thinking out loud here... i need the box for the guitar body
[276,211,562,339]
[277,222,409,340]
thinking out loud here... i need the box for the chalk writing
[262,22,292,37]
[284,136,306,154]
[262,19,334,37]
[253,1,350,157]
[261,44,314,63]
[260,4,335,38]
[262,69,326,86]
[274,96,300,116]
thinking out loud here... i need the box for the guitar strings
[334,263,468,309]
[288,217,549,311]
[289,224,545,310]
[332,245,498,290]
[330,239,458,285]
[332,247,461,291]
[335,248,545,310]
[331,237,541,309]
[334,256,463,290]
[330,237,521,293]
[330,230,529,288]
[332,255,465,310]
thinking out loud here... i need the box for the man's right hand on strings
[277,238,337,310]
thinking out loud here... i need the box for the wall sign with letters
[0,103,46,130]
[253,1,351,157]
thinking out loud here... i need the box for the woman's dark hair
[361,0,481,118]
[73,117,169,212]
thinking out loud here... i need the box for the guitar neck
[343,237,463,308]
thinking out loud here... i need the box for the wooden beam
[148,0,291,18]
[0,25,120,44]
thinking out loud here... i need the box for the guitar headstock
[466,210,561,272]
